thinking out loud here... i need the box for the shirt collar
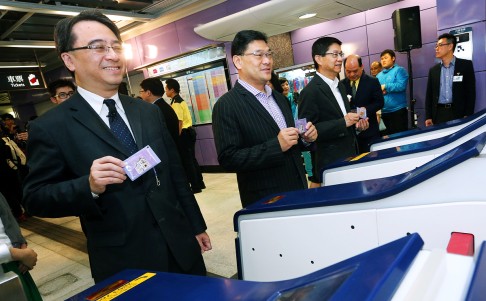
[441,56,456,67]
[238,79,272,97]
[316,71,339,89]
[77,86,122,115]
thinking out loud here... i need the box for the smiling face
[315,43,343,79]
[60,21,125,98]
[233,40,273,91]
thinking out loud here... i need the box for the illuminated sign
[0,71,45,91]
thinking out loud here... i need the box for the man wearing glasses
[48,78,76,104]
[299,37,368,188]
[212,30,317,208]
[23,10,211,283]
[425,33,476,126]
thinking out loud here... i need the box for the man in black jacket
[341,54,384,152]
[139,78,179,144]
[425,33,476,126]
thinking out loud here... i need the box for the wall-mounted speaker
[392,6,422,51]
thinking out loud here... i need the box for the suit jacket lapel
[120,95,143,150]
[235,82,281,132]
[338,82,351,112]
[315,75,345,117]
[69,93,134,157]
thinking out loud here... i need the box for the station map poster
[162,65,228,125]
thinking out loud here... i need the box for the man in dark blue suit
[212,30,317,207]
[22,10,211,283]
[425,33,476,126]
[341,54,384,152]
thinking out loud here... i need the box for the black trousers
[178,127,204,190]
[382,108,409,135]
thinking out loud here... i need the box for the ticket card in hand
[357,107,367,119]
[295,118,307,134]
[123,146,161,181]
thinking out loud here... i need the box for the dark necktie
[103,99,138,155]
[351,81,357,98]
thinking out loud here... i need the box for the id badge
[295,118,307,134]
[123,145,161,181]
[453,75,463,82]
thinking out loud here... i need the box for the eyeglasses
[241,51,273,59]
[54,91,74,99]
[139,90,146,93]
[435,43,451,48]
[322,52,345,58]
[66,43,124,54]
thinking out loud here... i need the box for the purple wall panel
[137,23,181,66]
[225,0,270,14]
[409,43,437,78]
[367,19,395,55]
[366,0,436,24]
[337,27,369,57]
[437,0,485,30]
[195,124,214,139]
[421,8,439,44]
[475,71,486,111]
[197,139,219,166]
[292,12,366,44]
[124,38,143,71]
[292,39,315,65]
[175,4,228,53]
[413,77,428,110]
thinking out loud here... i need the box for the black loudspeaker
[392,6,422,51]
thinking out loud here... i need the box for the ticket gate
[370,108,486,151]
[66,233,486,301]
[0,270,28,301]
[322,119,486,186]
[234,134,486,282]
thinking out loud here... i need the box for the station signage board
[0,71,45,91]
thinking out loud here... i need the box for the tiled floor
[20,172,241,301]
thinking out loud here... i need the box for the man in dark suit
[22,10,211,283]
[425,33,476,126]
[341,54,384,152]
[139,78,179,143]
[299,37,368,187]
[212,30,317,208]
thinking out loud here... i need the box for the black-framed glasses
[435,43,451,48]
[241,50,273,59]
[54,91,74,99]
[66,43,124,54]
[322,52,345,58]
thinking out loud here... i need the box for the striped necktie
[103,99,138,155]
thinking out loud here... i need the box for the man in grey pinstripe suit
[212,30,317,208]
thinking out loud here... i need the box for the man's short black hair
[231,30,268,57]
[438,32,457,52]
[1,113,14,121]
[140,78,164,97]
[54,10,121,56]
[165,78,180,94]
[311,36,342,69]
[47,78,76,97]
[380,49,396,59]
